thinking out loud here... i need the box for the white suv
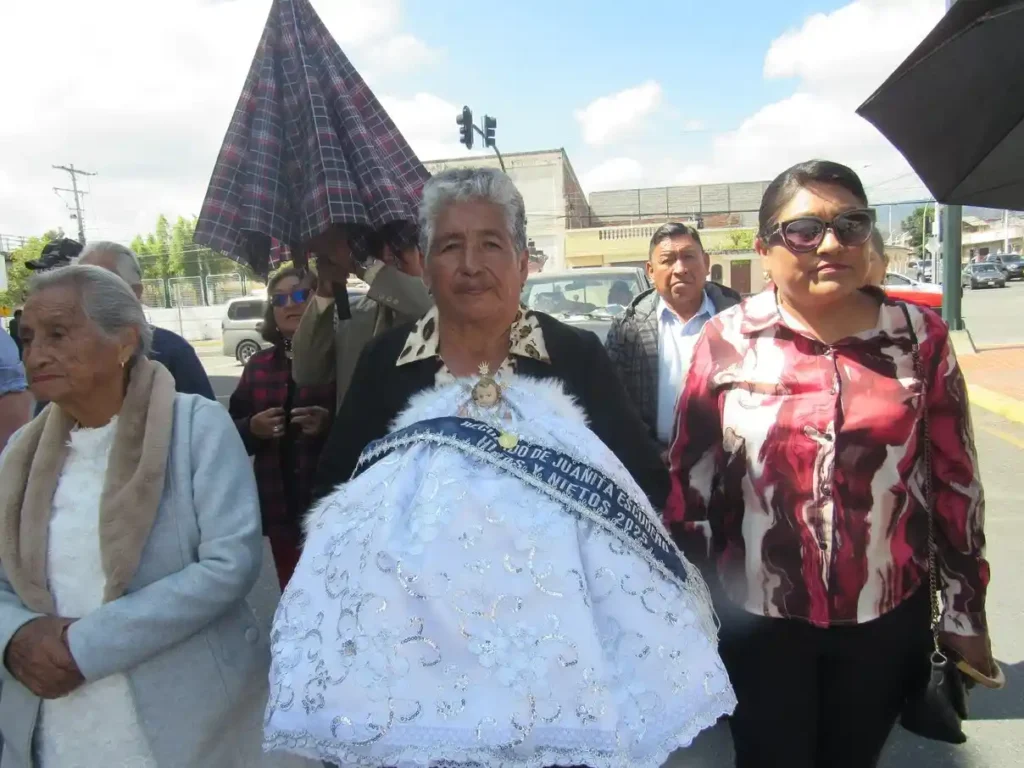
[221,296,269,364]
[221,287,370,365]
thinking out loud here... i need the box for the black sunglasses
[270,288,313,307]
[765,208,877,254]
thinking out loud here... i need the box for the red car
[882,272,943,311]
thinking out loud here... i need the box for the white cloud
[672,0,944,200]
[378,93,488,162]
[0,0,441,241]
[574,81,663,147]
[580,158,645,192]
[365,34,440,74]
[681,119,706,132]
[764,0,939,97]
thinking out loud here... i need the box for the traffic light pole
[940,0,963,331]
[473,125,505,172]
[942,205,963,330]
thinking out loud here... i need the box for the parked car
[962,262,1007,290]
[881,272,943,311]
[221,286,368,364]
[986,253,1023,281]
[222,296,268,363]
[521,267,652,342]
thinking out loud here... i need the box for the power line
[52,164,97,244]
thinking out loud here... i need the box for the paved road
[961,278,1024,348]
[665,406,1024,767]
[203,348,1023,767]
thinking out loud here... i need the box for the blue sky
[370,0,944,201]
[0,0,942,240]
[400,0,829,152]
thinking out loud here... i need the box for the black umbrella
[857,0,1024,209]
[194,0,429,277]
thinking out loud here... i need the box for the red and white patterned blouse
[666,288,988,634]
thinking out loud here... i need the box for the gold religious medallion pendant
[498,432,519,450]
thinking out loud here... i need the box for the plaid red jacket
[229,346,335,540]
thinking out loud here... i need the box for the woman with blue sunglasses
[229,268,336,588]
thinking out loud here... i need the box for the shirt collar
[658,289,715,325]
[396,305,551,367]
[738,285,905,341]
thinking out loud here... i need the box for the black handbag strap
[898,302,941,653]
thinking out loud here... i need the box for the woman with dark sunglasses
[229,268,336,587]
[665,160,992,767]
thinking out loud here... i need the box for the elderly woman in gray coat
[0,265,312,768]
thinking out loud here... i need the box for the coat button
[245,627,259,644]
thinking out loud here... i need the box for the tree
[901,206,935,257]
[0,230,63,308]
[727,230,755,250]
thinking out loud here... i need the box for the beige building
[960,216,1022,261]
[565,224,765,295]
[423,149,589,271]
[563,180,774,294]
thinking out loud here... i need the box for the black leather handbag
[898,303,968,745]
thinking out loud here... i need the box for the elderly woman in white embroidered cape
[265,168,735,768]
[0,265,314,768]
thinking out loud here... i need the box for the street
[198,284,1024,767]
[960,279,1024,348]
[664,405,1024,768]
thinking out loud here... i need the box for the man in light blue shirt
[0,328,31,453]
[606,223,741,448]
[655,287,717,443]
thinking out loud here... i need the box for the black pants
[718,589,930,768]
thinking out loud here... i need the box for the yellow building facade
[564,223,766,294]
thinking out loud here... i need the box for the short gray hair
[419,167,528,258]
[78,241,144,287]
[28,264,153,361]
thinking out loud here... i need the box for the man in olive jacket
[292,225,433,410]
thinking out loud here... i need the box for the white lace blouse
[36,417,157,768]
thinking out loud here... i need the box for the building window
[711,264,724,282]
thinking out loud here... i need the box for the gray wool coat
[0,395,312,768]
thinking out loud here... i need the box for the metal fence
[205,272,247,305]
[140,274,256,308]
[140,279,167,309]
[168,276,205,308]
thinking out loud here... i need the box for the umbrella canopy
[857,0,1024,209]
[195,0,430,276]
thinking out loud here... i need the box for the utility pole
[941,0,963,331]
[52,164,97,244]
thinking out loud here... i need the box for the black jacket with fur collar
[313,311,668,509]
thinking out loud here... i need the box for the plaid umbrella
[194,0,430,277]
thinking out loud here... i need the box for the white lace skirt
[265,443,735,768]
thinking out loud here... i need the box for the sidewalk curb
[968,383,1024,426]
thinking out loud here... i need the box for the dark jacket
[313,312,670,508]
[604,282,741,443]
[150,327,216,400]
[228,345,335,586]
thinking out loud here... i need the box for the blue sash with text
[354,417,688,584]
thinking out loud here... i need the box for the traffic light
[456,106,474,150]
[483,115,497,148]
